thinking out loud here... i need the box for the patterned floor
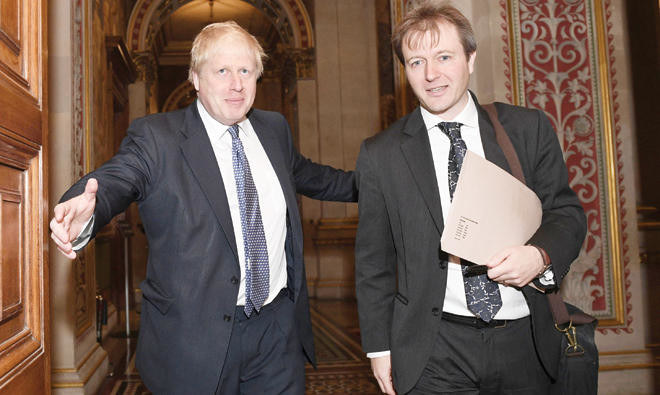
[107,300,380,394]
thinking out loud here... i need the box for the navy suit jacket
[355,93,586,393]
[62,102,356,393]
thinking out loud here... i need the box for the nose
[425,61,441,81]
[230,73,243,91]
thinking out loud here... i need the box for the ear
[191,71,200,91]
[468,51,476,74]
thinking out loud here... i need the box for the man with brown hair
[355,2,586,393]
[50,21,356,394]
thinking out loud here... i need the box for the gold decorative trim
[51,343,100,373]
[316,280,355,288]
[639,221,660,230]
[505,1,520,105]
[316,217,358,231]
[600,349,651,356]
[313,238,355,246]
[51,348,106,388]
[77,0,96,338]
[593,0,625,327]
[292,0,315,48]
[599,363,660,372]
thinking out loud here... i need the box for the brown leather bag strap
[546,291,571,325]
[482,102,579,326]
[482,103,526,185]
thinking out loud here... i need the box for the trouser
[216,289,306,394]
[408,314,551,394]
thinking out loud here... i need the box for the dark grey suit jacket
[355,94,586,393]
[62,102,356,394]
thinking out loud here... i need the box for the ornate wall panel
[72,0,96,337]
[391,0,630,330]
[505,0,628,330]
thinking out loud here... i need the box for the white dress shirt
[422,93,529,320]
[197,101,288,307]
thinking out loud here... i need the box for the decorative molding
[72,0,95,338]
[51,344,108,389]
[598,0,632,332]
[598,348,659,371]
[503,0,629,329]
[126,0,314,56]
[287,47,315,80]
[105,36,137,84]
[133,50,158,83]
[500,0,517,104]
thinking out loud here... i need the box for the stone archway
[126,0,313,53]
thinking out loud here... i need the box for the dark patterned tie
[439,122,502,322]
[228,125,269,316]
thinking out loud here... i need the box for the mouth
[427,86,448,94]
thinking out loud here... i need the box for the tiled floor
[97,298,380,394]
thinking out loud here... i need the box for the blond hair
[188,21,267,83]
[392,1,476,64]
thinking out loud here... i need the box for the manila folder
[440,151,542,265]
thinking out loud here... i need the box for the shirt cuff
[71,214,95,251]
[529,244,556,290]
[367,350,391,359]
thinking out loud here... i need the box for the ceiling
[157,0,281,66]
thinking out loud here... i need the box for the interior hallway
[96,299,379,394]
[39,1,660,394]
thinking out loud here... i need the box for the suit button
[231,277,239,285]
[224,314,232,322]
[432,307,440,316]
[438,261,447,269]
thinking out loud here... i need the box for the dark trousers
[215,289,306,394]
[408,315,551,394]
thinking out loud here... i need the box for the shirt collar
[420,92,479,131]
[196,99,250,139]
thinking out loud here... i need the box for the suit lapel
[179,102,239,261]
[400,108,444,233]
[474,95,512,174]
[249,111,304,293]
[249,111,298,215]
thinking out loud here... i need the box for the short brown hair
[188,21,267,83]
[392,1,476,64]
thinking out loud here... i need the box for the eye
[218,68,227,75]
[409,59,423,68]
[439,55,451,61]
[240,68,250,75]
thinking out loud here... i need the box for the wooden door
[0,0,49,393]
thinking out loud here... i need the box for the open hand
[50,178,98,259]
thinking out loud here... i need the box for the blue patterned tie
[439,122,502,322]
[228,125,269,316]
